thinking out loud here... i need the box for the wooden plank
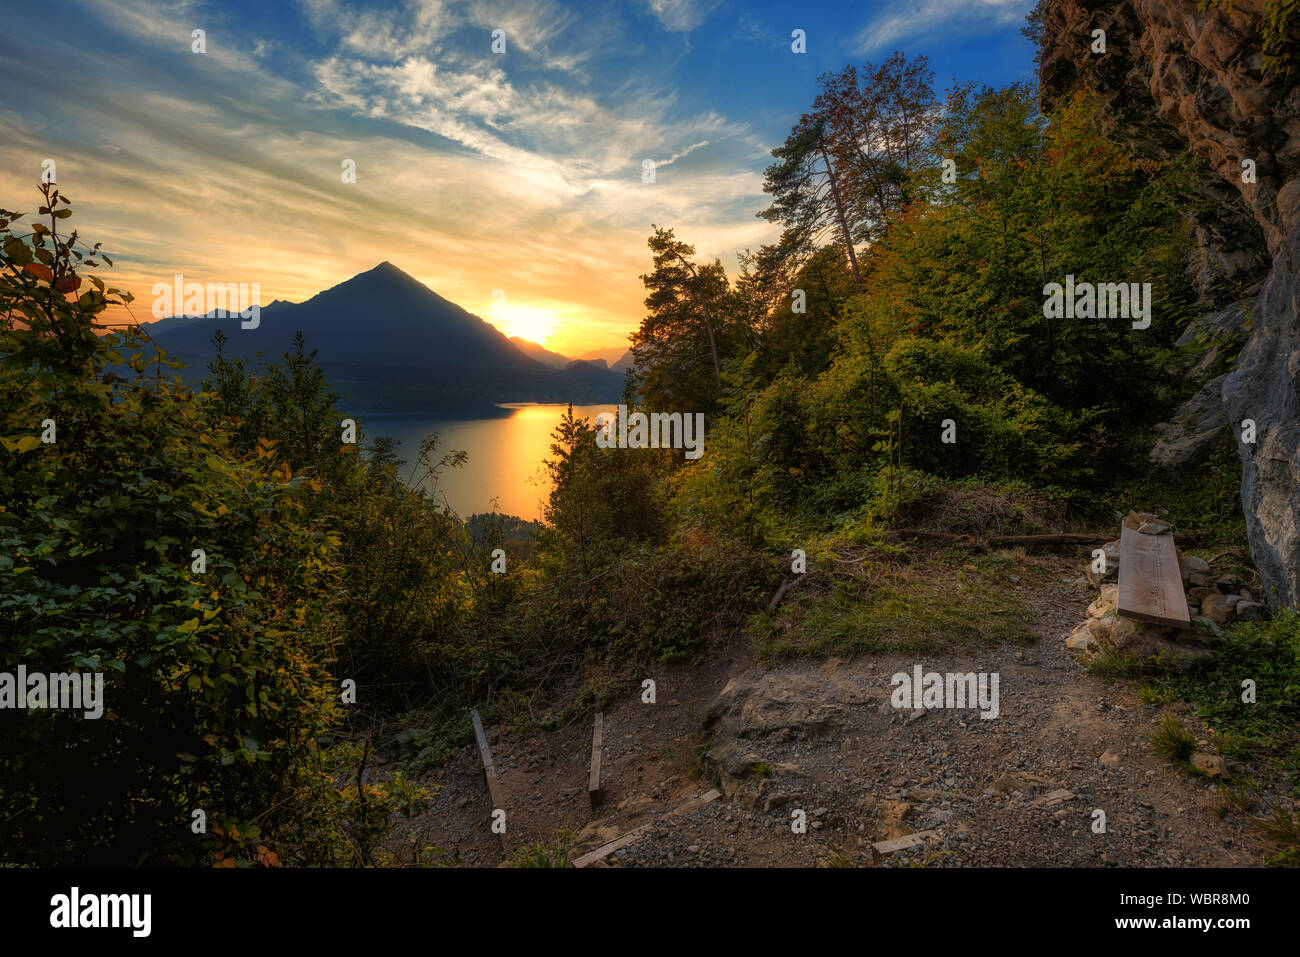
[471,709,508,852]
[571,825,651,869]
[588,713,604,809]
[1117,527,1191,628]
[573,789,721,868]
[870,829,937,861]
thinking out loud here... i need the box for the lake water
[358,404,614,522]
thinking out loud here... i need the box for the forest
[2,32,1297,868]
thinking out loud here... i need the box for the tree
[631,226,738,412]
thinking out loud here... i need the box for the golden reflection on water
[362,404,614,522]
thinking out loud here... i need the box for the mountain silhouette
[142,262,624,413]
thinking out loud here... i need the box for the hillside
[143,262,624,413]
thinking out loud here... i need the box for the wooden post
[588,713,604,810]
[471,709,509,853]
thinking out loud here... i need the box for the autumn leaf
[23,262,52,282]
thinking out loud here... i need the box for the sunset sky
[0,0,1035,355]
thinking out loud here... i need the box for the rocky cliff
[1040,0,1299,608]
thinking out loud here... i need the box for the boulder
[1200,592,1239,625]
[1235,599,1268,622]
[1041,0,1300,610]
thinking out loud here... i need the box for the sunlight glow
[492,304,559,346]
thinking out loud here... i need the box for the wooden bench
[1117,526,1191,629]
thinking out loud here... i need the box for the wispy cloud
[0,0,776,353]
[852,0,1032,54]
[644,0,723,33]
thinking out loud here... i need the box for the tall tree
[631,226,734,411]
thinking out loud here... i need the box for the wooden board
[471,709,509,852]
[870,829,937,861]
[1117,527,1191,629]
[588,713,604,809]
[572,789,721,868]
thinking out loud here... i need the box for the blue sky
[0,0,1037,351]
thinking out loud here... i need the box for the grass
[509,826,575,868]
[817,846,860,868]
[1256,808,1300,867]
[1145,612,1300,791]
[753,554,1036,662]
[1150,713,1198,763]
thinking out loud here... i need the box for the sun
[494,304,558,346]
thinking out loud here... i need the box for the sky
[0,0,1037,355]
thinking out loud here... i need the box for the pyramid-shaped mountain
[143,262,623,413]
[148,262,536,370]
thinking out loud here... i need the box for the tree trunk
[819,140,863,293]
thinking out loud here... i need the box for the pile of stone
[1067,512,1266,667]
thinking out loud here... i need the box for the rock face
[1040,0,1300,608]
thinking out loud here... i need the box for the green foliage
[754,559,1035,662]
[509,826,575,867]
[0,185,344,865]
[1149,714,1198,763]
[1147,612,1300,788]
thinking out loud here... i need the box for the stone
[1099,749,1121,767]
[1066,623,1097,653]
[1180,555,1211,580]
[1087,542,1122,586]
[1235,600,1267,622]
[1087,585,1119,618]
[1200,592,1239,625]
[1191,752,1229,779]
[1042,0,1300,610]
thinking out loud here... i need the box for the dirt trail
[396,555,1273,867]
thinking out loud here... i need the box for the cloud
[0,0,780,353]
[644,0,723,33]
[852,0,1032,54]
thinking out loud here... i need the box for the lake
[358,403,615,522]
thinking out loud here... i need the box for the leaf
[23,262,52,282]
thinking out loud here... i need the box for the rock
[762,791,804,814]
[1215,575,1245,594]
[1103,615,1214,666]
[1200,592,1239,625]
[1087,543,1122,586]
[1122,510,1172,535]
[1031,788,1076,808]
[1189,571,1219,589]
[1066,621,1098,653]
[1236,599,1267,622]
[1087,585,1119,618]
[1180,555,1212,581]
[1099,749,1121,767]
[1191,752,1230,779]
[1042,0,1300,610]
[1191,616,1225,642]
[1187,585,1218,605]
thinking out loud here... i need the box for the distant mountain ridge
[141,262,625,413]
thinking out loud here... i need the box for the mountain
[577,346,635,373]
[509,337,571,369]
[141,262,624,413]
